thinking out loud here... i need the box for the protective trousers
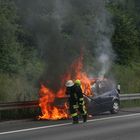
[70,98,87,123]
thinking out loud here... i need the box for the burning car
[85,78,120,115]
[38,57,120,120]
[38,78,120,120]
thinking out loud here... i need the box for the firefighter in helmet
[65,79,87,124]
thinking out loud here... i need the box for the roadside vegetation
[109,0,140,93]
[121,99,140,108]
[0,0,140,103]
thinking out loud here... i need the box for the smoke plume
[93,2,114,78]
[15,0,114,91]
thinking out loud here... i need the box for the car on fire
[54,78,120,117]
[84,78,120,115]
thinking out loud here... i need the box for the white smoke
[93,1,114,78]
[98,53,110,77]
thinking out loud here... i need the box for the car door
[97,92,113,112]
[87,95,101,115]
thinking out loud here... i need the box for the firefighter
[65,79,87,124]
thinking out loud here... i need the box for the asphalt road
[0,107,140,140]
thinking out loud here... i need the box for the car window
[91,80,115,96]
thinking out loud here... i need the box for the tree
[108,3,140,65]
[0,0,22,73]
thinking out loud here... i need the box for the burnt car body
[85,79,120,115]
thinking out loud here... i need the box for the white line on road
[0,113,140,135]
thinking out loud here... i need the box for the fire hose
[83,93,100,105]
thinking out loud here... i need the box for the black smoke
[15,0,114,91]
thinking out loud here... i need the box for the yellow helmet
[75,79,81,86]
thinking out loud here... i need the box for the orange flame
[38,85,69,120]
[38,56,92,120]
[69,56,92,96]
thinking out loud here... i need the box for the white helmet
[65,80,74,87]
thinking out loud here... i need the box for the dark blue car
[85,79,120,115]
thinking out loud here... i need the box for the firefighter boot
[73,116,79,124]
[83,114,87,123]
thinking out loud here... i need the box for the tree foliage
[0,0,44,101]
[108,1,140,65]
[0,0,22,73]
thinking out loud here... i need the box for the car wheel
[110,100,120,114]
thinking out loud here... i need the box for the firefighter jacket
[66,84,84,106]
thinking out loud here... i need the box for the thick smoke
[15,0,114,91]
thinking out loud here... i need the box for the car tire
[110,100,120,114]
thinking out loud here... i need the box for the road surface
[0,107,140,140]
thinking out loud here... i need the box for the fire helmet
[65,80,74,87]
[75,79,81,86]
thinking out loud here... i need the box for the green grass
[120,99,140,108]
[112,63,140,93]
[0,73,39,102]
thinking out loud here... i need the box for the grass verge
[120,99,140,108]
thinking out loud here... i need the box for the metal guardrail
[120,93,140,101]
[0,93,140,111]
[0,101,39,111]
